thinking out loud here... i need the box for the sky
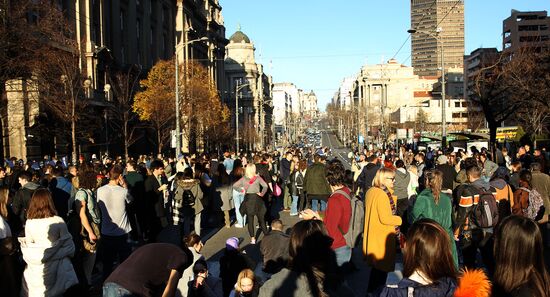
[221,1,548,111]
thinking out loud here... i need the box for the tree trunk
[488,120,498,161]
[123,112,129,161]
[71,96,77,164]
[157,128,162,155]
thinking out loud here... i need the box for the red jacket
[324,187,352,250]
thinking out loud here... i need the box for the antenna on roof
[237,23,241,31]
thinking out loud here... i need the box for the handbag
[273,183,282,197]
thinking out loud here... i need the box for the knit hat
[225,237,239,251]
[437,155,448,165]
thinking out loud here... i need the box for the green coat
[303,162,331,196]
[411,189,458,268]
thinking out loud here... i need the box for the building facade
[3,0,228,160]
[503,10,550,54]
[272,82,302,143]
[301,91,318,120]
[352,59,437,141]
[410,0,465,76]
[224,29,273,151]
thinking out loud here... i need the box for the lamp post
[408,27,446,148]
[235,81,249,153]
[175,36,208,156]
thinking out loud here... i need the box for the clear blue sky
[221,1,548,111]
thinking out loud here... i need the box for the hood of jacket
[471,178,491,191]
[23,181,40,191]
[489,178,507,190]
[177,179,200,190]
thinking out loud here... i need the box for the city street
[321,130,353,170]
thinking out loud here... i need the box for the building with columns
[2,0,228,159]
[351,59,437,142]
[224,29,273,150]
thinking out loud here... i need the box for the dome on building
[229,30,251,43]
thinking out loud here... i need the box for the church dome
[229,31,251,43]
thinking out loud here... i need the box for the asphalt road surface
[321,130,353,170]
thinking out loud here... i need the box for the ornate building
[2,0,228,160]
[224,29,273,151]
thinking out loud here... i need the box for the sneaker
[234,224,243,228]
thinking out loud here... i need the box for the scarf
[383,186,401,235]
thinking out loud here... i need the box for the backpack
[334,189,365,247]
[519,187,545,221]
[471,187,499,229]
[174,186,195,207]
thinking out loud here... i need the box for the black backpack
[174,186,195,207]
[471,187,499,229]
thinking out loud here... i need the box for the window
[462,101,468,107]
[461,113,468,118]
[452,113,461,118]
[455,102,461,107]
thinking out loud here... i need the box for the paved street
[321,130,353,170]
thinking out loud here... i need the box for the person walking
[233,164,268,244]
[363,167,402,293]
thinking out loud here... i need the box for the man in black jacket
[280,152,293,211]
[144,160,168,242]
[356,155,380,200]
[260,219,289,274]
[12,171,40,227]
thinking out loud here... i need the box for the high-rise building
[503,10,550,54]
[410,0,465,76]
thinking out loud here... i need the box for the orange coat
[362,187,402,272]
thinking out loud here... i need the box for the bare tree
[108,66,143,160]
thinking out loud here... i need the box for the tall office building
[503,10,550,54]
[410,0,465,76]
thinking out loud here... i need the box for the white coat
[19,216,78,297]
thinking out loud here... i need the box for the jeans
[103,282,135,297]
[311,199,327,212]
[233,189,246,226]
[290,195,299,215]
[101,234,131,281]
[334,245,352,267]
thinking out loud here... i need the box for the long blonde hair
[245,163,257,179]
[0,187,9,219]
[235,268,256,293]
[372,167,395,189]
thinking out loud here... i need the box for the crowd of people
[0,142,548,297]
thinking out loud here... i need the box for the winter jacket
[454,179,496,232]
[212,177,233,212]
[372,276,456,297]
[173,179,205,222]
[481,160,498,180]
[303,162,331,197]
[280,158,291,182]
[12,182,40,225]
[19,216,78,297]
[176,248,204,297]
[289,171,304,196]
[531,171,550,220]
[363,187,402,272]
[357,163,380,195]
[436,164,457,191]
[394,169,410,200]
[260,230,289,273]
[411,189,458,267]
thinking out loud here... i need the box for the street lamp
[408,27,447,148]
[175,36,208,155]
[235,81,249,153]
